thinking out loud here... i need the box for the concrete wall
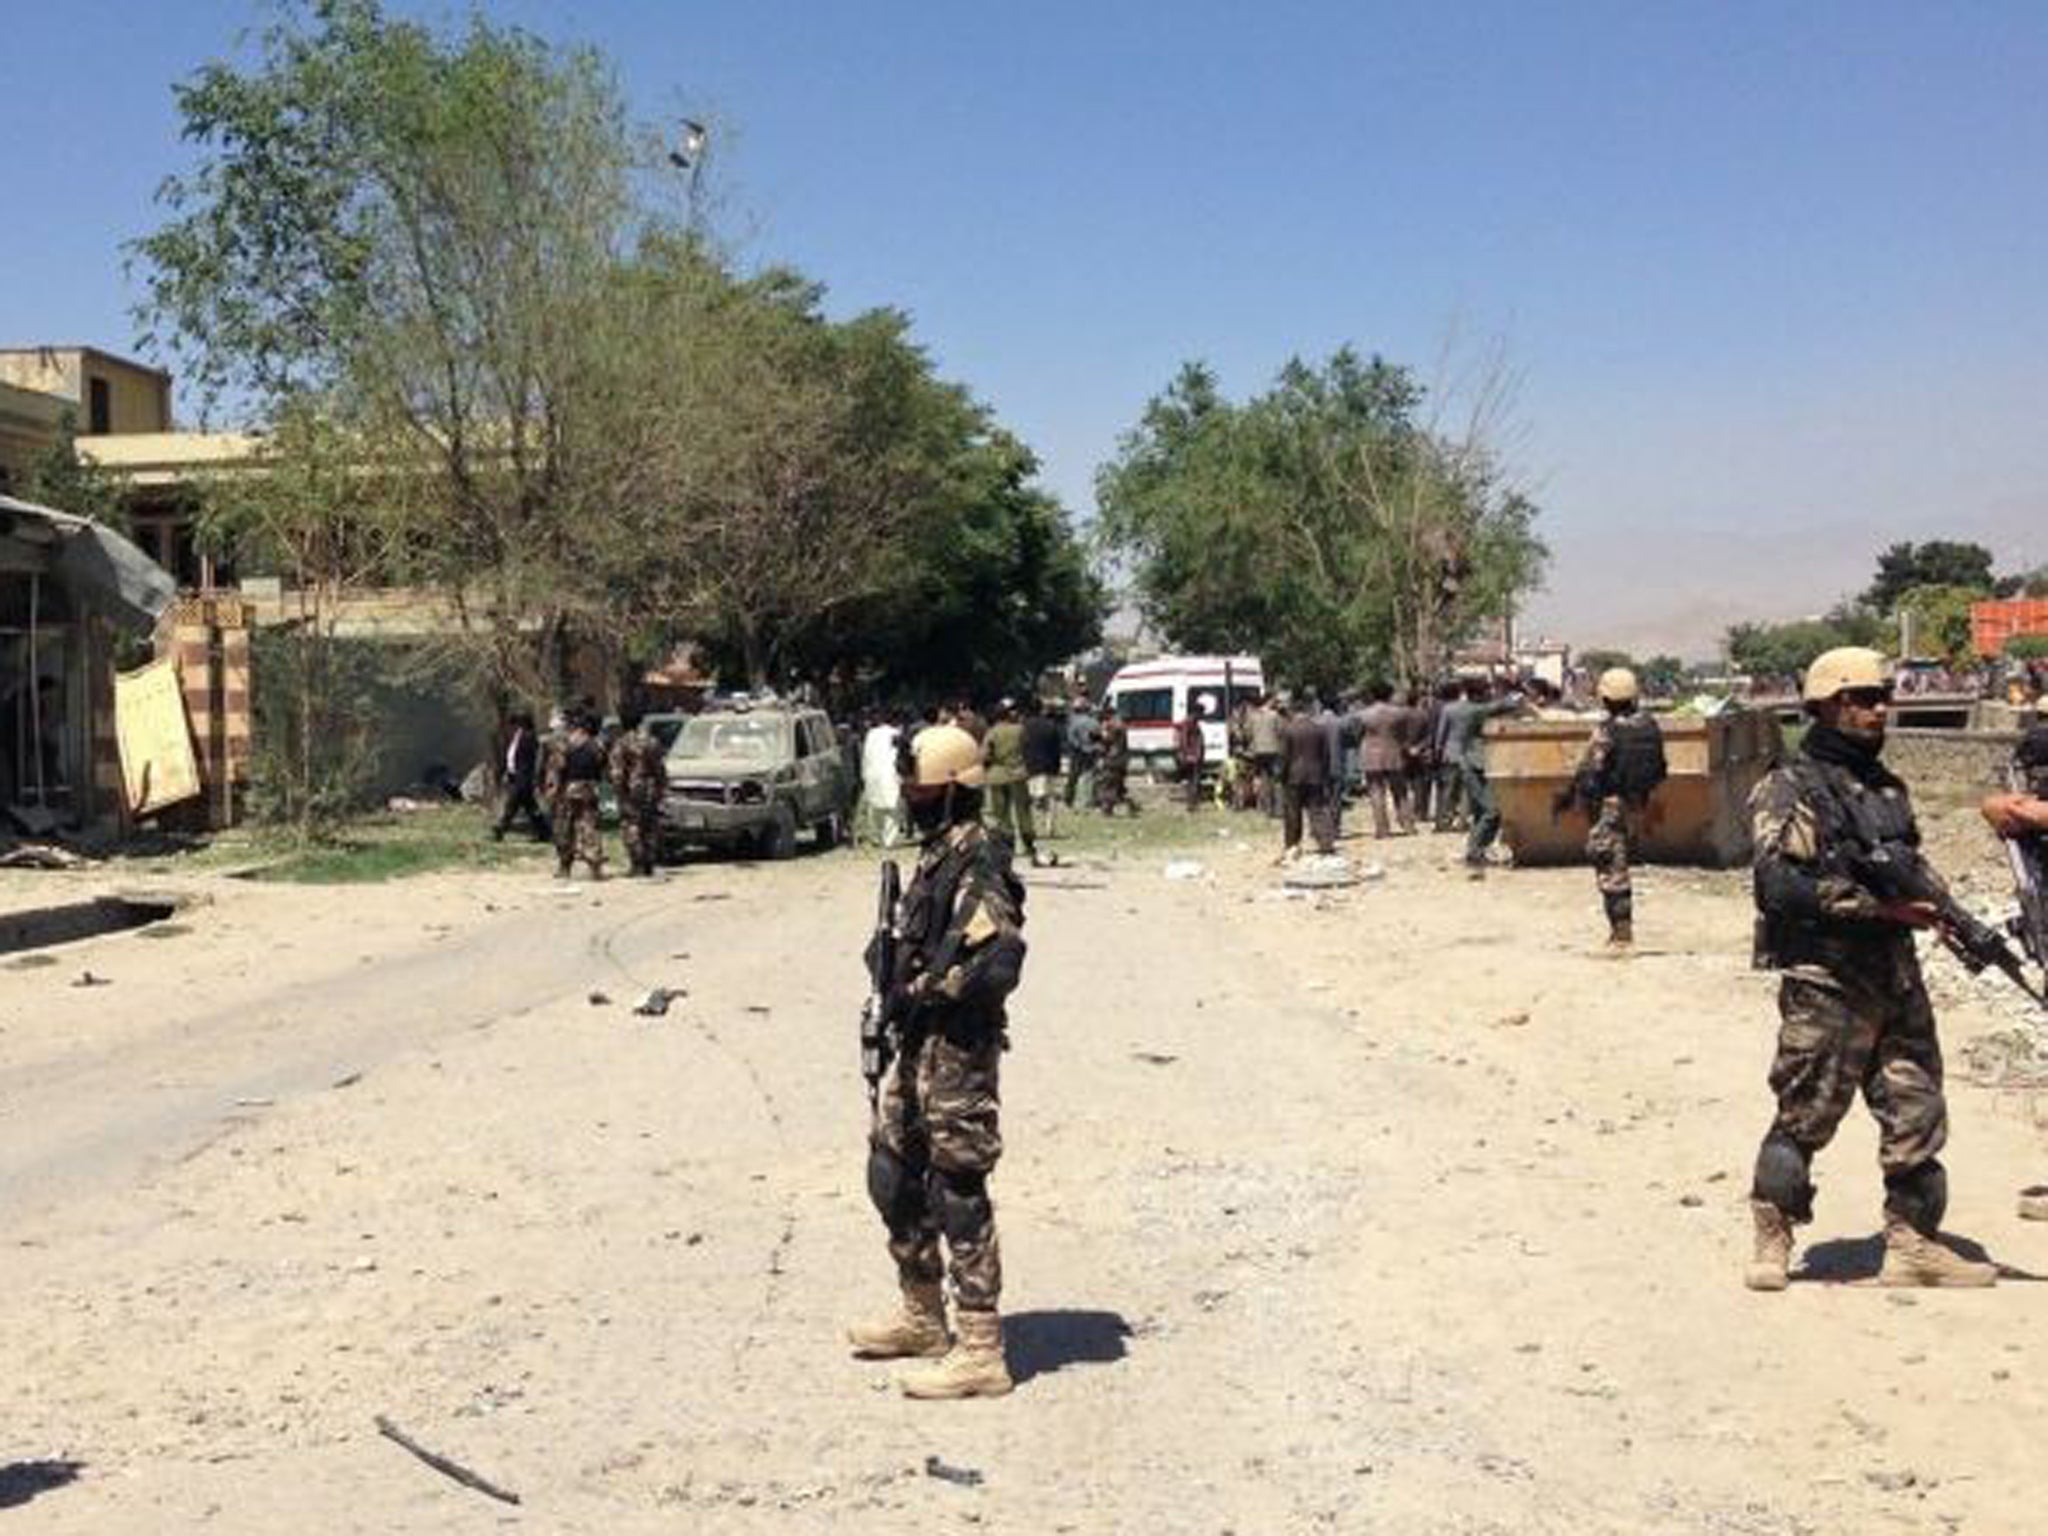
[1882,730,2023,798]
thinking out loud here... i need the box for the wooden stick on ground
[374,1415,522,1506]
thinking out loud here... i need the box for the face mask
[908,792,949,836]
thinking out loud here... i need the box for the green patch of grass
[119,805,552,884]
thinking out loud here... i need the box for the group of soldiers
[845,652,2048,1409]
[491,704,667,880]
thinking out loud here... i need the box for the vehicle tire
[764,804,798,860]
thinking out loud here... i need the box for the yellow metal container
[1484,709,1784,868]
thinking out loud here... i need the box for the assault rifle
[1845,838,2046,1007]
[859,859,903,1112]
[2001,762,2048,987]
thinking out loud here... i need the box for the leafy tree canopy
[1864,540,1995,612]
[1096,349,1544,694]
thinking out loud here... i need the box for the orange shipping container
[1970,598,2048,658]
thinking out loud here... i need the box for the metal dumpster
[1485,708,1784,868]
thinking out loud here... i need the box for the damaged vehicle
[660,704,851,859]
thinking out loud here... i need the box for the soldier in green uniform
[546,710,607,881]
[1562,667,1666,949]
[1744,647,1995,1291]
[849,724,1028,1398]
[607,704,667,877]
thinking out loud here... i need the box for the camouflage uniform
[547,730,607,879]
[1095,718,1136,815]
[1747,733,1951,1233]
[1570,711,1662,936]
[608,726,667,875]
[867,821,1027,1313]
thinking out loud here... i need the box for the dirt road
[3,824,2045,1533]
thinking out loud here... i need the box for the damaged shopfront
[0,493,175,834]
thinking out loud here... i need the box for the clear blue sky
[5,1,2046,657]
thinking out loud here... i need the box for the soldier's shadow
[1004,1309,1132,1385]
[1798,1233,2045,1283]
[0,1460,84,1509]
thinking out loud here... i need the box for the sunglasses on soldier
[1839,686,1892,708]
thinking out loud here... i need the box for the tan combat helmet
[1596,667,1640,704]
[1802,646,1891,703]
[910,724,986,789]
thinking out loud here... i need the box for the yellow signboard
[115,658,202,816]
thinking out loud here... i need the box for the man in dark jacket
[1019,698,1064,836]
[492,710,549,842]
[1280,694,1335,859]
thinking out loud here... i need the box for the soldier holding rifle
[849,724,1029,1398]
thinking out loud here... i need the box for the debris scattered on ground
[1494,1010,1531,1028]
[693,892,731,903]
[331,1071,363,1090]
[1163,860,1206,881]
[70,969,109,988]
[384,796,428,814]
[744,1004,772,1016]
[233,1096,274,1108]
[374,1414,522,1506]
[922,1454,983,1488]
[587,990,611,1007]
[0,841,91,870]
[634,986,685,1017]
[1132,1051,1178,1066]
[1961,1026,2048,1088]
[1283,855,1360,890]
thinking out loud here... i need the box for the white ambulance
[1102,654,1266,777]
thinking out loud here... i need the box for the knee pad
[866,1143,925,1233]
[1752,1131,1814,1222]
[927,1167,993,1246]
[1885,1159,1948,1235]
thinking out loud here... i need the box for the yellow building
[0,346,173,438]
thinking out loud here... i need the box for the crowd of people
[849,675,1575,875]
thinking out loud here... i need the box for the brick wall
[155,594,253,827]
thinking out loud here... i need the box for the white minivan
[1102,655,1265,777]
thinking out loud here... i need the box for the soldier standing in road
[547,709,607,881]
[1095,703,1138,816]
[850,724,1028,1398]
[1563,668,1667,949]
[1981,697,2048,1221]
[981,700,1043,867]
[608,703,667,877]
[1744,647,1996,1291]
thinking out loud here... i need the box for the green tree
[1639,655,1685,695]
[134,0,642,712]
[2004,634,2048,662]
[1893,583,1980,665]
[1577,648,1637,677]
[23,411,131,530]
[1864,540,1995,612]
[199,404,405,834]
[1724,618,1854,680]
[1096,349,1544,693]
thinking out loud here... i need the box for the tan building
[0,346,173,438]
[0,379,69,496]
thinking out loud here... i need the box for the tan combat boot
[1878,1218,1997,1288]
[899,1307,1013,1399]
[1745,1200,1792,1291]
[1606,920,1633,953]
[847,1281,951,1359]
